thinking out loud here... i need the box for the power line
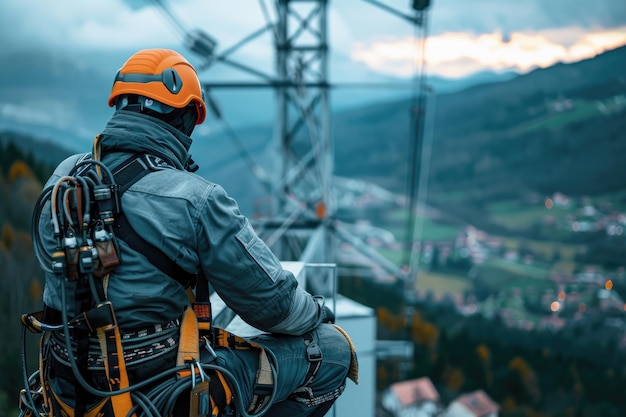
[151,0,187,37]
[403,8,431,279]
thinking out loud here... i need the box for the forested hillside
[0,132,58,415]
[333,45,626,200]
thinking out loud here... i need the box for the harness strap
[49,389,111,417]
[211,328,274,414]
[302,332,323,387]
[213,324,276,409]
[333,324,359,384]
[177,302,275,414]
[74,273,93,417]
[96,320,135,417]
[112,154,198,289]
[39,333,53,417]
[247,348,274,414]
[290,384,346,409]
[193,272,212,332]
[69,301,116,333]
[284,330,338,412]
[209,371,233,415]
[176,306,200,366]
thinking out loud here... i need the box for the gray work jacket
[39,111,322,335]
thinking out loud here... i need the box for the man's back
[20,48,354,417]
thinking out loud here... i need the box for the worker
[28,48,356,417]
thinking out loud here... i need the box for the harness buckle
[71,301,117,332]
[143,154,159,169]
[51,251,67,278]
[97,301,118,331]
[78,245,95,273]
[306,342,323,362]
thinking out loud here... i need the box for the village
[333,182,626,417]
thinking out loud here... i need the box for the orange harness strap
[176,306,201,366]
[210,327,274,414]
[97,325,136,417]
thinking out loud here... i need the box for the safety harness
[19,137,277,417]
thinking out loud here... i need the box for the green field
[385,209,462,241]
[520,100,602,133]
[372,186,616,301]
[414,270,471,297]
[488,199,572,231]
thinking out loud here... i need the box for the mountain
[0,50,114,149]
[1,46,624,215]
[0,48,519,213]
[0,48,517,146]
[0,130,73,169]
[331,45,626,200]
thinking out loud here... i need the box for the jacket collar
[98,110,193,170]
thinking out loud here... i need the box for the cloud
[0,0,183,52]
[0,1,278,52]
[1,0,624,82]
[0,100,92,138]
[350,26,626,78]
[330,0,626,62]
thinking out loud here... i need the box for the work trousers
[46,323,351,417]
[214,323,351,416]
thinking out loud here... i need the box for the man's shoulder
[129,166,219,203]
[149,167,216,188]
[58,153,90,170]
[44,153,90,186]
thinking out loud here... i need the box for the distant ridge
[332,44,626,198]
[1,45,624,214]
[0,130,73,168]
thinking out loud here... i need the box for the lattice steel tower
[266,1,333,269]
[155,0,427,289]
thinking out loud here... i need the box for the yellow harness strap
[97,325,136,417]
[92,133,104,178]
[211,328,274,413]
[183,280,275,415]
[332,324,359,384]
[177,306,201,366]
[210,371,233,416]
[38,333,53,417]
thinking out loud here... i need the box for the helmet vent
[162,68,182,94]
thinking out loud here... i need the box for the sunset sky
[352,26,626,78]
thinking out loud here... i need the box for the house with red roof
[382,377,441,417]
[445,390,499,417]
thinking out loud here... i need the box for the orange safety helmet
[108,49,206,124]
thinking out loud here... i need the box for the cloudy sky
[1,0,625,83]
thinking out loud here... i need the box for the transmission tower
[266,1,333,268]
[155,0,431,292]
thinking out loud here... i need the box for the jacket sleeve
[197,183,322,335]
